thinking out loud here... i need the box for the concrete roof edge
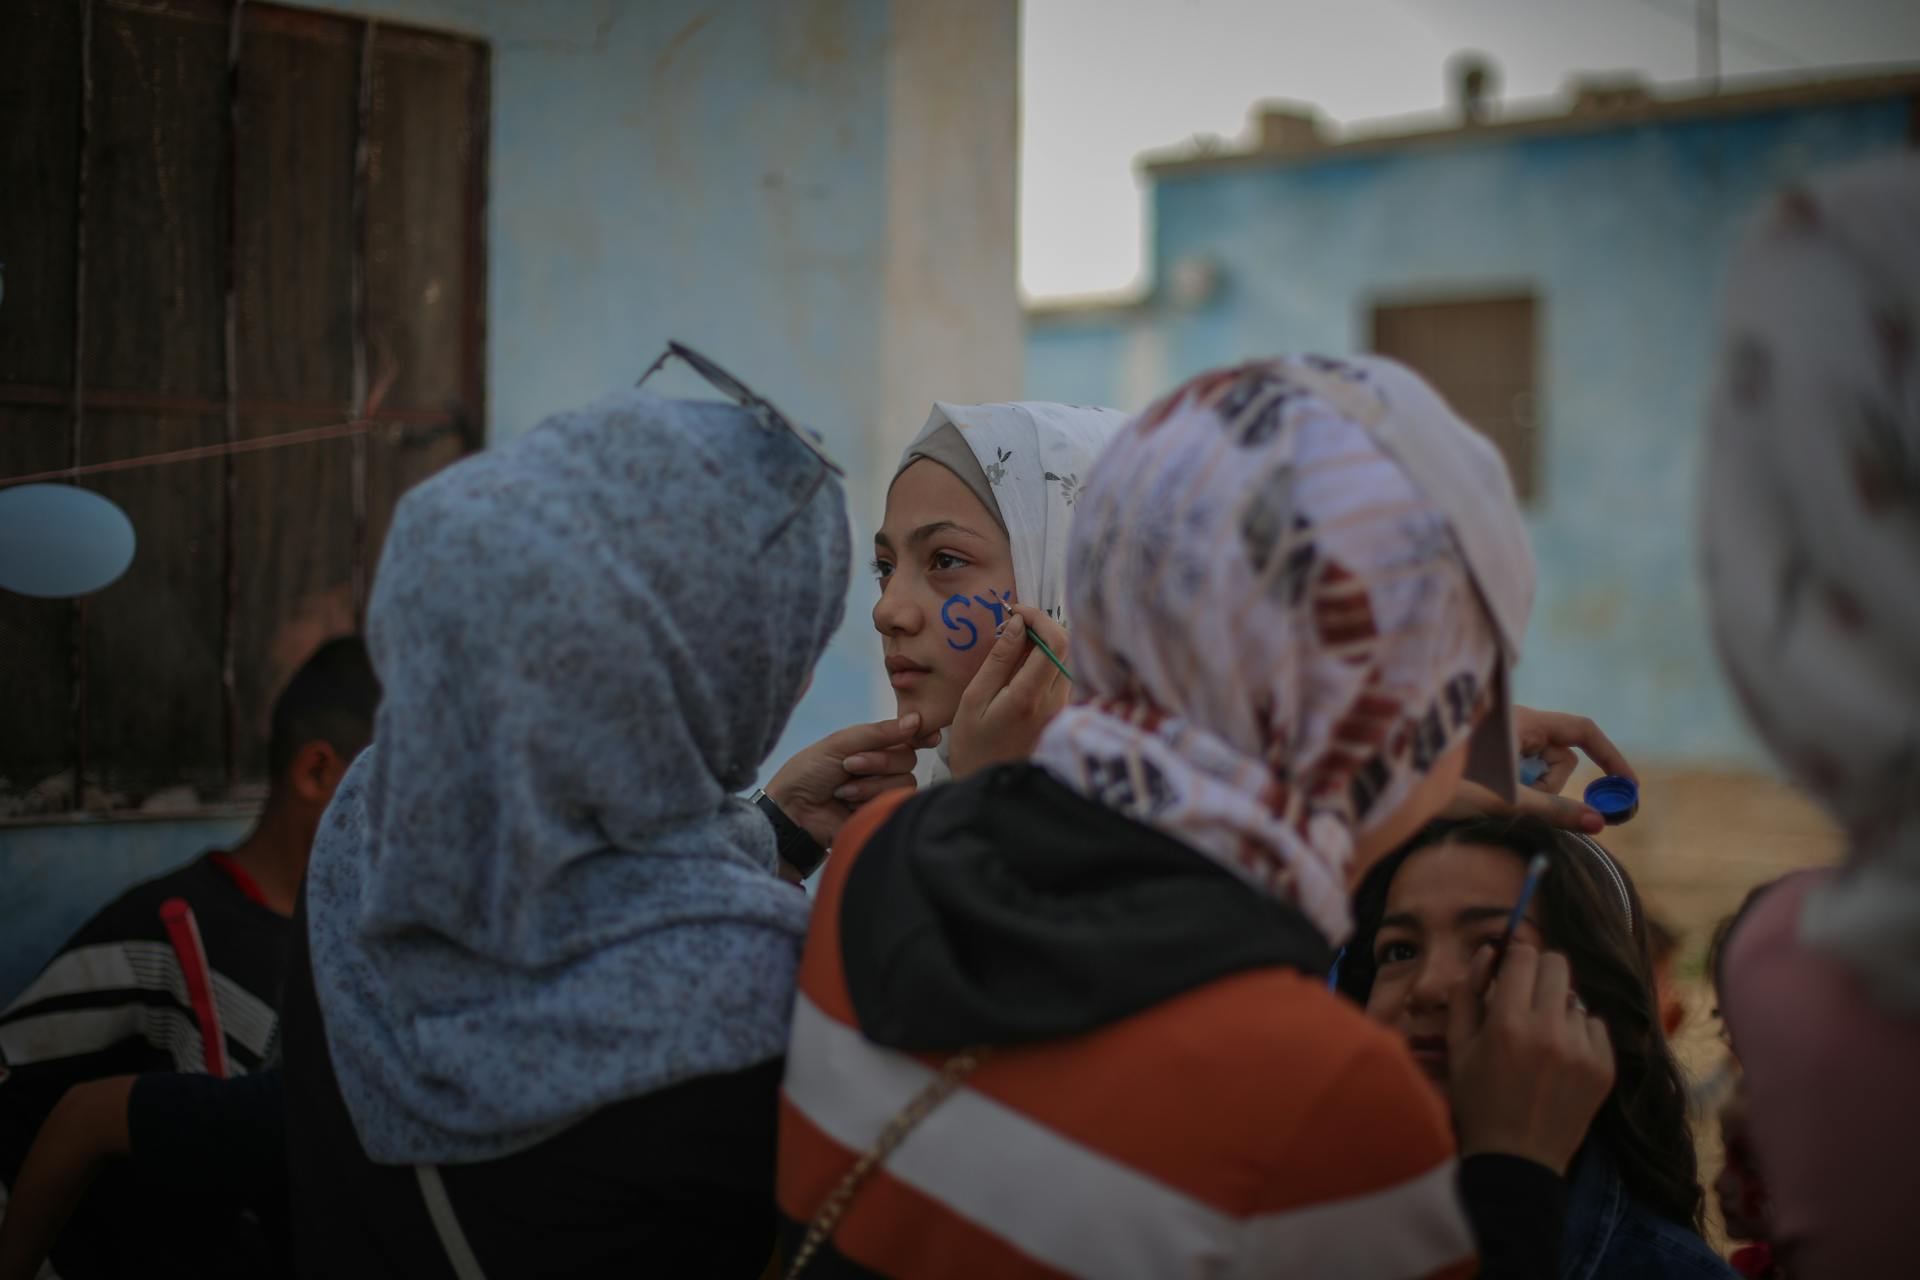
[1140,67,1920,178]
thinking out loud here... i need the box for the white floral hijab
[896,402,1130,784]
[1705,155,1920,1012]
[1031,358,1506,946]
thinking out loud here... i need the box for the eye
[870,557,893,583]
[1375,940,1417,966]
[930,552,971,573]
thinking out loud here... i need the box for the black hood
[840,765,1334,1053]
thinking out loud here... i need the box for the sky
[1019,0,1920,299]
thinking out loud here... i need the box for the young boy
[0,637,379,1278]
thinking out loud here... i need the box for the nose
[872,578,923,639]
[1406,945,1468,1014]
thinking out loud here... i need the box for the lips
[885,654,931,689]
[1407,1034,1449,1076]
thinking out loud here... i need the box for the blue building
[1026,70,1918,771]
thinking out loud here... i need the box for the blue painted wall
[331,0,900,787]
[2,0,1019,1003]
[1026,99,1913,766]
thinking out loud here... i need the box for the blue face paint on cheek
[972,587,1013,628]
[941,595,979,651]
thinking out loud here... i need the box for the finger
[1509,787,1605,834]
[1584,1016,1616,1087]
[958,621,1030,715]
[1441,779,1509,821]
[1488,941,1540,1023]
[827,711,926,755]
[915,731,942,750]
[1002,623,1066,708]
[841,745,920,777]
[1446,948,1492,1053]
[831,773,916,805]
[1535,745,1578,795]
[1007,602,1069,659]
[1469,940,1499,1001]
[1008,602,1070,686]
[1540,712,1637,783]
[1533,950,1572,1017]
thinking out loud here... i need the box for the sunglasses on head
[638,341,845,550]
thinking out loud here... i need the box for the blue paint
[942,594,980,651]
[972,586,1014,628]
[1025,93,1913,764]
[941,586,1016,650]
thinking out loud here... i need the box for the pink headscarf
[1031,355,1505,945]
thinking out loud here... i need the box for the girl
[761,402,1127,853]
[280,374,849,1277]
[1339,816,1735,1279]
[876,401,1127,781]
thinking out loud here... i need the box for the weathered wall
[2,0,1019,1002]
[1025,98,1913,766]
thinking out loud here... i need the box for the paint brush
[1023,625,1075,684]
[1490,853,1550,980]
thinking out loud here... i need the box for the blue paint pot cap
[1583,775,1639,825]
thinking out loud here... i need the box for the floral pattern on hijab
[1031,357,1502,946]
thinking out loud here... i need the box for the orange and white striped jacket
[776,767,1482,1279]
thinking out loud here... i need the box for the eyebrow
[1377,906,1525,932]
[874,520,988,553]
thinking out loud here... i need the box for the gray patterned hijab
[305,388,849,1163]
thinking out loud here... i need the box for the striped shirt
[0,852,289,1278]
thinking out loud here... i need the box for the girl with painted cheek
[874,402,1126,783]
[1340,817,1735,1280]
[871,455,1016,741]
[760,403,1126,863]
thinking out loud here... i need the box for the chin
[896,688,958,735]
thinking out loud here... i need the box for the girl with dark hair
[1339,816,1735,1280]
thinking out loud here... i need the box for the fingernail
[833,785,858,801]
[842,755,867,772]
[1579,807,1604,833]
[899,712,920,734]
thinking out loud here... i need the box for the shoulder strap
[416,1164,488,1280]
[783,1047,986,1280]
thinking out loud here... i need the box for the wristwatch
[750,788,829,879]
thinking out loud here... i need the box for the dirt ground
[1566,762,1843,1251]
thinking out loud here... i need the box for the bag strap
[783,1047,987,1280]
[416,1164,489,1280]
